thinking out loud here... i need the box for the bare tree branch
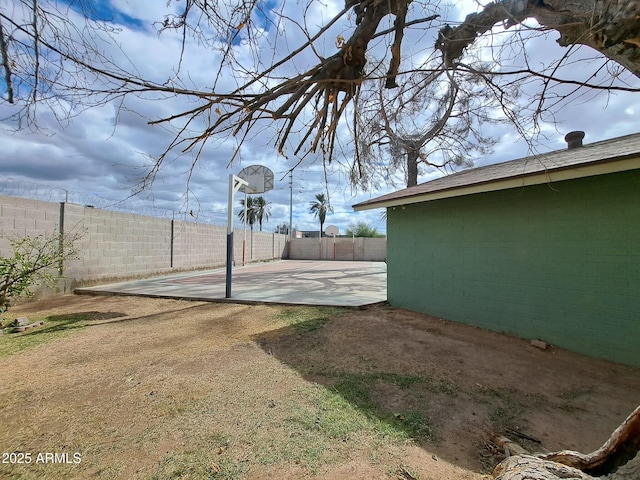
[1,0,639,195]
[437,0,640,77]
[31,0,39,104]
[0,15,14,103]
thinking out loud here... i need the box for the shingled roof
[352,132,640,211]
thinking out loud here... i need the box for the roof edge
[353,155,640,211]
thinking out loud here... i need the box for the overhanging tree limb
[437,0,640,77]
[2,0,640,193]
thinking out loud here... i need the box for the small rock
[530,339,548,350]
[16,317,29,326]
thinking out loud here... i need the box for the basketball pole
[229,165,274,298]
[289,171,293,241]
[227,174,249,298]
[243,190,247,266]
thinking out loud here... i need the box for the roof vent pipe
[565,131,585,149]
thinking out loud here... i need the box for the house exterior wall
[387,169,640,366]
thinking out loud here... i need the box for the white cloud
[1,0,639,236]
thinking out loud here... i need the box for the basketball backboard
[238,165,274,194]
[326,225,339,237]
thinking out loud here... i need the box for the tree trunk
[492,405,640,480]
[406,150,419,187]
[437,0,640,78]
[494,455,595,480]
[538,404,640,476]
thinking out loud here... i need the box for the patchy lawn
[0,295,638,479]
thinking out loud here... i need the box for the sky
[1,0,639,235]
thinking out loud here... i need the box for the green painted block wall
[387,169,640,366]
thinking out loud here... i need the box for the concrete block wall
[235,230,288,264]
[63,203,173,283]
[0,195,288,294]
[0,196,62,284]
[173,221,227,269]
[360,238,387,261]
[0,196,60,246]
[289,237,386,261]
[0,196,66,297]
[172,225,288,268]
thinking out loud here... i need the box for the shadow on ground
[5,311,126,336]
[252,304,640,474]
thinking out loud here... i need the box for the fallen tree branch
[492,405,640,479]
[538,405,640,476]
[494,455,594,480]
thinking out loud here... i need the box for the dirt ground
[0,294,638,479]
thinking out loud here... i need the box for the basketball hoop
[226,165,275,298]
[238,165,274,194]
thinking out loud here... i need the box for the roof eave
[353,155,640,211]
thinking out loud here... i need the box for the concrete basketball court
[75,260,387,307]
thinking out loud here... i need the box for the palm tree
[308,193,332,238]
[253,196,271,232]
[238,196,257,230]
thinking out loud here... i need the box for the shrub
[0,232,81,314]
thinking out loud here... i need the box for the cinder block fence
[288,237,386,261]
[0,195,288,292]
[0,195,387,296]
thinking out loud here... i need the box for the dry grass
[0,295,638,479]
